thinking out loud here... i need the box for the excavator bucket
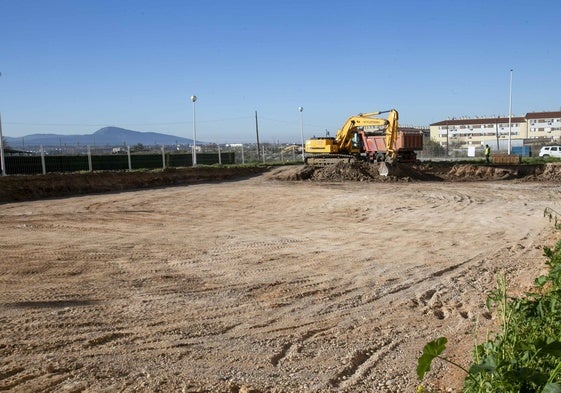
[378,162,389,176]
[377,155,396,177]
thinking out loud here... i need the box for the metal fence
[6,138,532,176]
[3,150,234,175]
[1,143,309,175]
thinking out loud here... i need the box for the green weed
[544,208,561,230]
[417,240,561,392]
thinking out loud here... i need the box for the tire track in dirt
[270,327,330,366]
[0,178,557,392]
[331,338,402,389]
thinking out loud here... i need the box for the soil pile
[269,162,561,183]
[444,164,518,181]
[307,161,387,182]
[266,161,439,182]
[538,162,561,182]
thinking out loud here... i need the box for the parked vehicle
[539,146,561,158]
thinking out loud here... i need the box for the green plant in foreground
[417,241,561,392]
[418,337,561,392]
[416,337,482,391]
[544,208,561,230]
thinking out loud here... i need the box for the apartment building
[430,111,561,149]
[526,111,561,139]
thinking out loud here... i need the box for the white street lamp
[508,69,513,155]
[0,112,5,176]
[0,72,5,176]
[190,95,197,166]
[298,106,304,162]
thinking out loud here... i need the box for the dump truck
[359,130,423,164]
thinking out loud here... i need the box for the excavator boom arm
[383,109,399,161]
[333,110,398,155]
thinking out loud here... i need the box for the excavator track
[304,155,357,167]
[304,155,398,177]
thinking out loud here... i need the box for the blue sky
[1,0,560,144]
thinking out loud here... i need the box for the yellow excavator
[304,109,400,175]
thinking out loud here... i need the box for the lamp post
[298,106,304,161]
[508,69,513,155]
[190,95,197,166]
[0,71,5,176]
[0,112,5,176]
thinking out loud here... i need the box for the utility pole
[255,110,260,159]
[446,121,449,156]
[496,115,500,151]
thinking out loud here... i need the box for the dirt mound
[538,162,561,181]
[269,162,555,183]
[307,161,383,182]
[267,161,437,182]
[444,164,518,181]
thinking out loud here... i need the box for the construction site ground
[2,161,561,392]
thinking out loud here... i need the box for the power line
[4,116,255,127]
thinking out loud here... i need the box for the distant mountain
[5,127,195,148]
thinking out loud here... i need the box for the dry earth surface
[2,162,561,392]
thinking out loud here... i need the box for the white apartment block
[430,111,561,149]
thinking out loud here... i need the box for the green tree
[131,143,145,152]
[423,138,446,157]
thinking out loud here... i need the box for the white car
[539,146,561,158]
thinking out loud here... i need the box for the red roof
[431,116,525,126]
[525,111,561,119]
[430,111,561,126]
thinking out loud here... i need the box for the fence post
[161,146,165,170]
[262,145,265,163]
[87,145,93,172]
[127,145,132,171]
[218,145,222,165]
[241,145,245,164]
[40,145,46,174]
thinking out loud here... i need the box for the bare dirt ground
[2,163,561,392]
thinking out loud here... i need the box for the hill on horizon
[5,126,194,148]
